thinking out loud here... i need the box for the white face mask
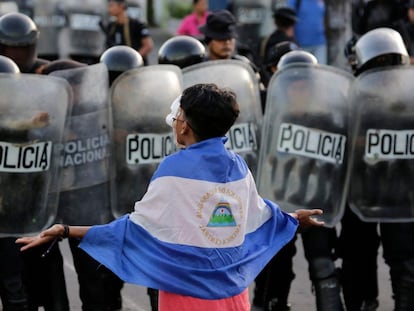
[165,95,185,149]
[165,95,181,127]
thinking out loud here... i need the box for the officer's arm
[1,111,49,130]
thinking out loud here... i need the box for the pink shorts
[158,288,250,311]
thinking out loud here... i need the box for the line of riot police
[156,23,414,311]
[0,0,147,64]
[1,8,414,311]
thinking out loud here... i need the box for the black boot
[313,276,344,311]
[360,298,379,311]
[309,257,344,311]
[268,298,291,311]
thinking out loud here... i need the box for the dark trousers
[0,238,28,311]
[254,236,297,310]
[69,238,124,311]
[22,241,69,311]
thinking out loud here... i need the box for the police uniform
[104,1,151,65]
[198,10,265,113]
[0,12,69,311]
[255,50,346,311]
[339,27,414,311]
[259,7,298,68]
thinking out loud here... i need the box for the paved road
[60,234,393,311]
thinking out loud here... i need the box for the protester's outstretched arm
[16,224,91,251]
[289,209,325,227]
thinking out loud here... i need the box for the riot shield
[231,0,273,63]
[111,65,183,217]
[58,0,106,63]
[49,63,113,225]
[183,60,263,176]
[0,73,71,236]
[33,0,66,60]
[347,66,414,222]
[257,64,353,227]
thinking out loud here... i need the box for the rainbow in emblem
[207,200,236,227]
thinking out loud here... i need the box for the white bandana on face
[165,95,182,127]
[165,95,185,149]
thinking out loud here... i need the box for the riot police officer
[260,40,299,89]
[0,55,29,311]
[339,27,414,311]
[0,12,47,73]
[256,50,350,311]
[0,12,70,311]
[198,9,254,66]
[103,0,153,65]
[198,9,265,110]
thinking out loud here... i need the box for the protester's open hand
[290,209,325,227]
[15,224,65,251]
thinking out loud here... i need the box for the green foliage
[168,2,193,19]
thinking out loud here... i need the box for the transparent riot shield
[111,65,183,217]
[183,60,263,176]
[49,63,113,225]
[0,73,71,236]
[347,66,414,222]
[231,0,273,63]
[33,0,66,60]
[58,0,106,62]
[257,64,353,227]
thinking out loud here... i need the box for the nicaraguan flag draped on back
[80,137,298,300]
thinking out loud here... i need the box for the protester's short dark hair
[180,83,239,141]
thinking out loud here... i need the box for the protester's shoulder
[151,150,185,180]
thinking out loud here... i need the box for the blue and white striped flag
[80,137,298,299]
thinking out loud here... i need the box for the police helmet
[265,41,299,69]
[100,45,143,85]
[355,27,409,75]
[0,55,20,73]
[277,50,318,70]
[100,45,143,72]
[158,35,206,69]
[0,12,39,46]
